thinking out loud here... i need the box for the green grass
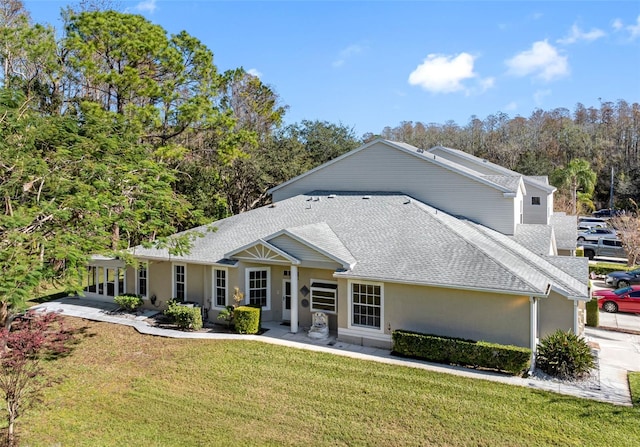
[14,320,640,446]
[630,372,640,407]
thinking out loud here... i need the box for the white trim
[136,261,149,299]
[334,273,552,299]
[172,262,187,301]
[226,239,300,265]
[290,265,299,333]
[310,278,338,314]
[529,296,538,373]
[212,267,228,308]
[347,279,384,335]
[245,266,271,310]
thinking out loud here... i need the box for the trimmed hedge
[392,330,530,376]
[164,301,203,331]
[589,262,633,276]
[234,306,260,334]
[586,296,599,327]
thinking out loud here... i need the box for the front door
[282,280,291,321]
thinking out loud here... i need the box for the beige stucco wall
[146,261,172,307]
[209,263,337,326]
[337,281,532,348]
[538,290,576,337]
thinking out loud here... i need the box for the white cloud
[612,18,623,31]
[504,101,518,112]
[247,68,262,78]
[533,89,551,106]
[505,40,569,82]
[332,44,364,68]
[135,0,157,13]
[628,15,640,39]
[408,52,478,93]
[557,24,605,44]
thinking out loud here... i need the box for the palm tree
[553,158,597,215]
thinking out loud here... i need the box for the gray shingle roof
[427,145,556,193]
[512,224,554,256]
[550,213,578,251]
[132,192,587,299]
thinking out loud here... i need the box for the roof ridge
[471,223,586,297]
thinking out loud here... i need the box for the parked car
[593,286,640,313]
[605,268,640,288]
[577,216,609,229]
[580,238,627,260]
[577,227,617,243]
[592,209,621,218]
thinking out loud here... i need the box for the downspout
[290,264,299,334]
[573,300,579,335]
[529,296,538,374]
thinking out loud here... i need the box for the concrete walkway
[31,297,640,407]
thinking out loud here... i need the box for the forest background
[1,1,639,317]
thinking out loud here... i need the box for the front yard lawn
[16,319,640,446]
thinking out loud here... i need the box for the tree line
[1,1,638,320]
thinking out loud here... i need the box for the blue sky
[24,1,640,136]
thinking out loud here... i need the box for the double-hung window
[351,282,382,329]
[246,267,270,309]
[137,262,148,298]
[214,268,227,307]
[173,264,186,301]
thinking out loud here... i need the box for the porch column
[529,296,538,373]
[290,264,299,334]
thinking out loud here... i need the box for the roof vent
[403,199,411,204]
[417,148,424,153]
[363,195,371,200]
[328,194,336,199]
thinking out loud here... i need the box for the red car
[593,286,640,313]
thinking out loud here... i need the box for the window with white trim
[351,282,382,329]
[214,268,227,307]
[137,262,148,298]
[246,267,270,309]
[173,264,186,301]
[311,280,337,313]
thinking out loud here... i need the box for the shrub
[392,330,531,375]
[233,306,260,334]
[164,301,203,331]
[536,330,595,380]
[114,294,143,311]
[216,287,244,328]
[585,296,599,327]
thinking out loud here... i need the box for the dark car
[593,286,640,313]
[605,268,640,288]
[577,227,617,243]
[592,209,621,218]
